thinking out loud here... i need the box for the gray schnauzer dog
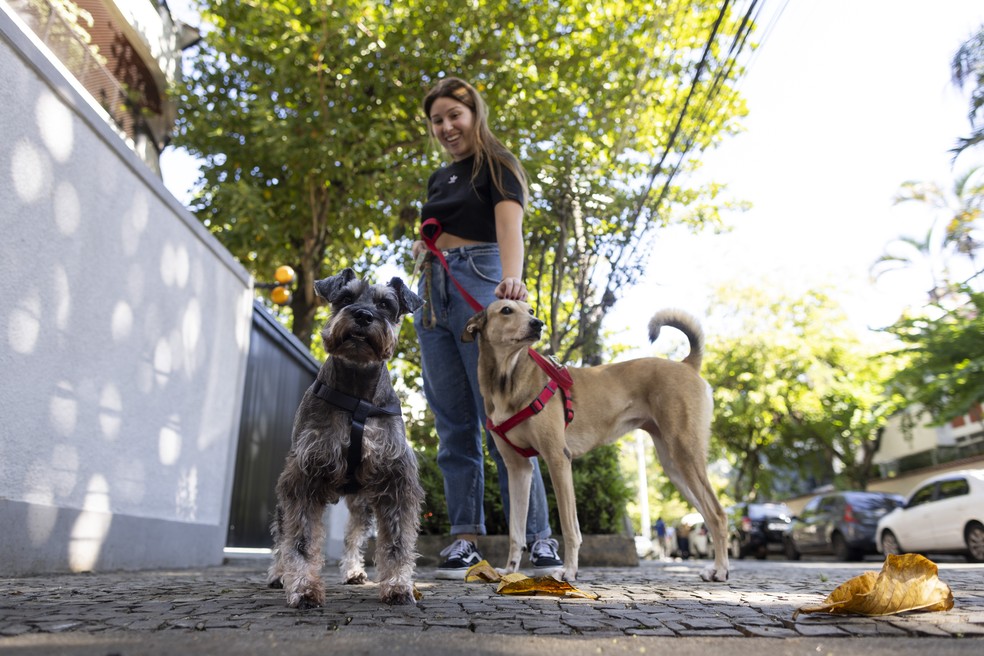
[267,268,425,607]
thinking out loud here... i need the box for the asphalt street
[1,556,982,655]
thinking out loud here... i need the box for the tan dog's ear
[461,309,487,343]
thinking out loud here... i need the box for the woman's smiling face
[429,97,475,161]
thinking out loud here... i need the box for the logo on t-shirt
[448,175,458,184]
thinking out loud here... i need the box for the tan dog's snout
[462,300,546,346]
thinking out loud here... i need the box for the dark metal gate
[226,301,320,548]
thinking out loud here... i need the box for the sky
[606,0,984,353]
[160,1,984,353]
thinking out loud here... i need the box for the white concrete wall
[0,6,253,574]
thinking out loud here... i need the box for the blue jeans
[414,244,553,543]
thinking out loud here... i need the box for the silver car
[876,469,984,563]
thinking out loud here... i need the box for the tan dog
[462,300,729,583]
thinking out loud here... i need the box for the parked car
[670,512,713,559]
[727,503,792,559]
[784,491,905,561]
[876,469,984,563]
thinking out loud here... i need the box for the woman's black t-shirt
[421,155,524,243]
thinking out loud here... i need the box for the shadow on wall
[0,42,252,573]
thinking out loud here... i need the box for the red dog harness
[420,218,575,458]
[486,349,575,458]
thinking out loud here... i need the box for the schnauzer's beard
[322,311,396,362]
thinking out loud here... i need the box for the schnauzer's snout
[352,307,374,326]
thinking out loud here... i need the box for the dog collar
[485,349,574,458]
[309,380,402,493]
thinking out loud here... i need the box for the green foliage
[175,0,757,350]
[951,24,984,157]
[884,286,984,425]
[703,283,903,499]
[555,445,633,535]
[873,166,983,304]
[409,412,630,536]
[174,0,759,535]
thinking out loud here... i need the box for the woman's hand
[411,240,426,259]
[495,276,528,301]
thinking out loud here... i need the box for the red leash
[420,218,575,458]
[421,218,485,313]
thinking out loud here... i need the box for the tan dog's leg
[541,448,581,581]
[653,434,730,582]
[493,436,534,574]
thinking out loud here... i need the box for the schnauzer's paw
[344,571,368,585]
[266,569,285,589]
[561,566,578,582]
[289,593,324,610]
[380,586,416,606]
[285,578,326,609]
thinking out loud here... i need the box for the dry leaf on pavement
[463,561,599,599]
[793,553,954,618]
[496,573,600,599]
[464,560,502,583]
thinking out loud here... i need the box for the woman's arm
[494,199,528,301]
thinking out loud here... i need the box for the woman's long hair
[423,77,528,206]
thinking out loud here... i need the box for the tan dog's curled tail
[648,309,705,371]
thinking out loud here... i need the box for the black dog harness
[309,380,402,494]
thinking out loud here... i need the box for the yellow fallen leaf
[464,560,502,583]
[793,553,954,618]
[496,574,600,600]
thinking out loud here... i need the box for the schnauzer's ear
[387,277,424,316]
[461,309,487,343]
[314,268,357,302]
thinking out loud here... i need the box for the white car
[876,469,984,562]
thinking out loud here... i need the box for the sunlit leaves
[704,283,903,499]
[175,0,755,347]
[884,286,984,424]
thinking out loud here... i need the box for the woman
[412,77,562,579]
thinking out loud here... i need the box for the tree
[884,286,984,425]
[175,0,446,343]
[872,166,984,303]
[174,0,759,347]
[951,25,984,158]
[702,284,902,500]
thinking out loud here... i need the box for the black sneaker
[529,538,564,573]
[435,539,482,580]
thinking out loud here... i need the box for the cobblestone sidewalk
[1,558,983,641]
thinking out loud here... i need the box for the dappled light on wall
[161,242,190,288]
[69,475,112,572]
[36,90,72,163]
[120,192,148,257]
[159,416,182,466]
[10,138,47,203]
[53,181,80,236]
[153,337,172,387]
[236,291,252,353]
[98,382,122,441]
[111,301,133,341]
[48,380,77,438]
[8,289,40,355]
[176,466,198,522]
[181,298,202,373]
[53,264,70,332]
